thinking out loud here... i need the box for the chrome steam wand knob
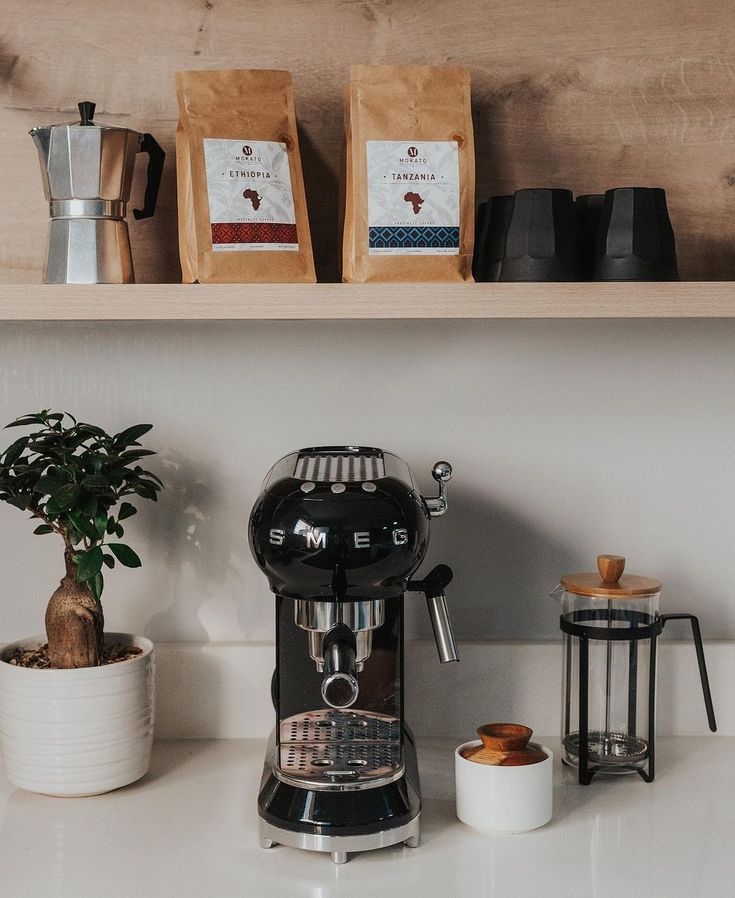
[423,461,452,516]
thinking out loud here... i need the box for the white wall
[0,317,734,645]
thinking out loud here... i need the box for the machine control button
[362,482,377,492]
[300,482,315,493]
[331,483,346,493]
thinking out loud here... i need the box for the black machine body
[248,446,457,865]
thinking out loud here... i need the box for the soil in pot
[6,642,142,669]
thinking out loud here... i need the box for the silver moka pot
[30,101,164,284]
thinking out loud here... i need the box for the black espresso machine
[249,446,458,864]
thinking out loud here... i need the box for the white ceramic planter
[455,739,553,833]
[0,632,154,797]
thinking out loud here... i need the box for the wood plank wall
[1,0,733,283]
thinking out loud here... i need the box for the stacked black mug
[473,187,679,282]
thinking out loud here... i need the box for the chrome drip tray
[278,709,403,790]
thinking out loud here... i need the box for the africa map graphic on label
[403,192,424,214]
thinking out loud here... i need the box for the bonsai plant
[0,410,162,668]
[0,410,163,796]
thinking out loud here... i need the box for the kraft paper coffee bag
[343,65,475,283]
[176,69,315,283]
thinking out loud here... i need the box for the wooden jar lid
[461,723,548,766]
[560,555,661,598]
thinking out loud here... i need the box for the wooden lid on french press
[561,555,662,598]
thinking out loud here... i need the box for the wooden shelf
[0,282,732,321]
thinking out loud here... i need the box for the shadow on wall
[140,450,251,642]
[413,481,579,641]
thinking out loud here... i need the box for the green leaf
[77,491,98,517]
[108,543,141,568]
[76,423,107,438]
[118,502,137,520]
[114,523,124,538]
[2,436,29,465]
[89,570,104,602]
[66,526,83,547]
[68,512,99,542]
[76,547,103,581]
[113,424,153,447]
[132,482,158,500]
[33,524,54,535]
[48,482,81,511]
[119,449,157,462]
[81,474,110,493]
[96,513,110,537]
[5,415,43,428]
[102,554,115,570]
[33,473,65,495]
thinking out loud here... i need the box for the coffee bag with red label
[176,69,315,283]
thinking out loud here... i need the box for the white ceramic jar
[455,740,553,833]
[0,633,154,796]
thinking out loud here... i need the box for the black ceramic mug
[499,188,580,282]
[473,195,514,282]
[592,187,679,281]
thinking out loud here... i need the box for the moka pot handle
[133,133,165,220]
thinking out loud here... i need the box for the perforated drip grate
[279,709,402,786]
[294,452,385,483]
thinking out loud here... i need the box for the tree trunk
[45,551,104,668]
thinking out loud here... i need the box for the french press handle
[660,613,717,732]
[133,133,165,220]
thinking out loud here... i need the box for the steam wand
[408,564,459,663]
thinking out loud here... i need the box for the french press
[555,554,716,784]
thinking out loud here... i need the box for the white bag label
[366,140,460,255]
[203,138,298,251]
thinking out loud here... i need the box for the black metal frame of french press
[560,610,717,785]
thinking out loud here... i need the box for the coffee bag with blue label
[342,65,475,282]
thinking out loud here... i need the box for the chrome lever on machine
[408,564,459,663]
[423,461,452,516]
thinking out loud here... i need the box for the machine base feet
[259,815,420,863]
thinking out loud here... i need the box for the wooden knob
[477,723,532,752]
[597,554,625,584]
[462,723,548,766]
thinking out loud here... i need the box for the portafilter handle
[423,461,452,516]
[408,564,459,663]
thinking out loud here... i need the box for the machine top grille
[295,452,385,483]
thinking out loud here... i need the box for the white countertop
[0,737,731,897]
